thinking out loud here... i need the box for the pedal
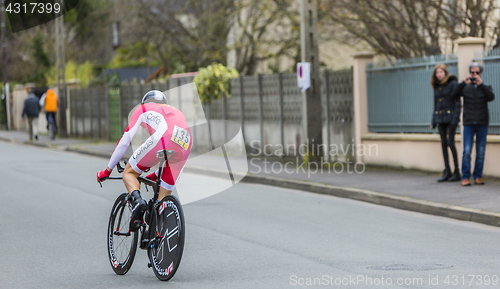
[148,261,152,268]
[140,239,149,250]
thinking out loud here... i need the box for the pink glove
[97,169,111,181]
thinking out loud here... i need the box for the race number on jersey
[171,126,190,150]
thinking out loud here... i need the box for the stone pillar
[456,37,486,81]
[65,79,80,136]
[352,52,374,163]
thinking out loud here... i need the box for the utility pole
[1,0,8,130]
[300,0,322,162]
[55,0,67,137]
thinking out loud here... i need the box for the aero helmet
[141,90,167,104]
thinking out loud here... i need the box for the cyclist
[97,90,192,232]
[39,88,58,134]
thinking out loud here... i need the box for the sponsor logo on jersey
[133,138,154,159]
[146,113,162,125]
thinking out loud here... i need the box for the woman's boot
[438,167,452,182]
[448,168,461,182]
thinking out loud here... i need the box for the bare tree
[463,0,496,38]
[323,0,499,59]
[229,0,302,74]
[131,0,324,74]
[323,0,448,59]
[131,0,236,73]
[444,0,496,40]
[231,0,337,74]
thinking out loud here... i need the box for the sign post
[300,0,322,162]
[297,62,311,92]
[1,0,8,130]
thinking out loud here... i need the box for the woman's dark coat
[432,75,460,127]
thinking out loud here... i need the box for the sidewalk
[2,129,500,227]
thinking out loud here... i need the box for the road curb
[65,147,120,159]
[0,136,13,143]
[183,166,500,227]
[3,136,500,227]
[0,135,51,148]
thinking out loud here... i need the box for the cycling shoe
[130,199,146,231]
[129,190,146,232]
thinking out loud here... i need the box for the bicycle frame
[102,149,175,250]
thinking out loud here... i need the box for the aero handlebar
[98,149,176,191]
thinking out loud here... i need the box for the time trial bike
[100,149,185,281]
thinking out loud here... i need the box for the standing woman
[431,64,461,182]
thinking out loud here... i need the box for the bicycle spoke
[111,200,134,262]
[116,236,129,261]
[115,200,129,231]
[108,193,138,275]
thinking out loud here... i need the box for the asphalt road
[1,141,500,289]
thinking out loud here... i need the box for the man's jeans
[462,125,488,180]
[45,112,58,134]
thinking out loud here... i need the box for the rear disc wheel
[148,195,185,281]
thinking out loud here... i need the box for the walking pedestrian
[451,62,495,186]
[21,87,41,141]
[431,64,461,182]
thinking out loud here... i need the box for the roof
[168,72,198,79]
[98,67,160,82]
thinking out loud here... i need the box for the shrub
[194,63,239,104]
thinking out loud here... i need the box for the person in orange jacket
[39,88,58,134]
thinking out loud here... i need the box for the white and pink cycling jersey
[108,103,192,190]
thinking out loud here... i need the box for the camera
[470,77,476,83]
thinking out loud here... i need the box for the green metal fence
[70,79,195,141]
[367,55,458,133]
[70,86,110,139]
[474,49,500,135]
[109,87,121,142]
[68,71,355,159]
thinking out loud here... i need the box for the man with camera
[452,62,495,186]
